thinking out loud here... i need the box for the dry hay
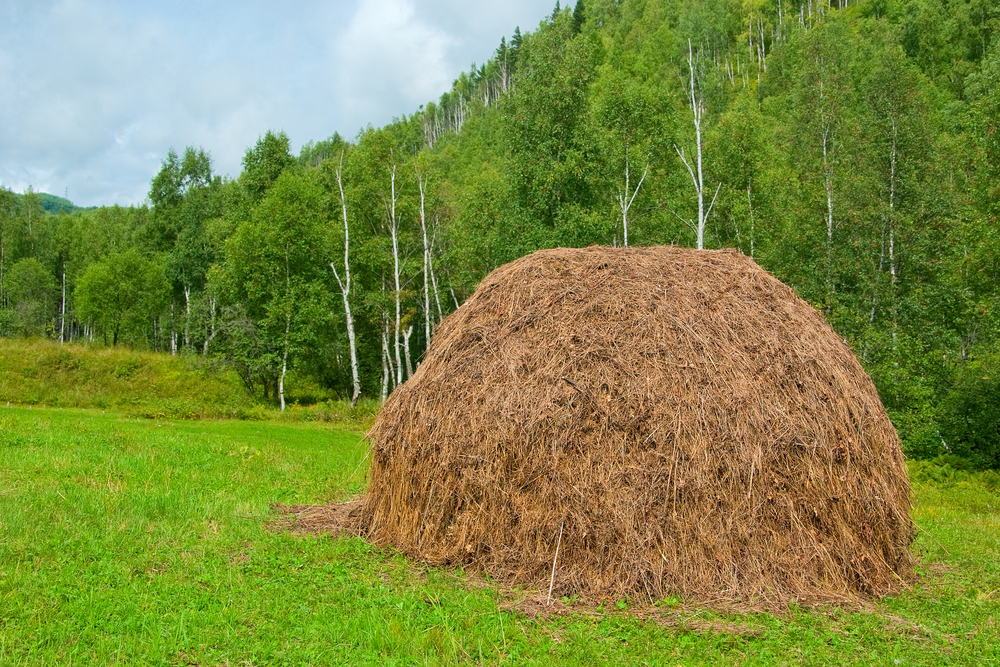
[273,500,364,535]
[362,246,914,605]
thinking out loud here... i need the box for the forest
[1,0,998,467]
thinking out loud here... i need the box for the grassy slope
[0,339,255,419]
[0,406,997,665]
[0,339,379,426]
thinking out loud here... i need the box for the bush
[940,349,1000,469]
[891,404,947,461]
[909,456,1000,492]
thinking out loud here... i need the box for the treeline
[2,0,1000,466]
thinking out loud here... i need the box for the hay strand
[548,520,564,606]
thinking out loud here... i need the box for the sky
[0,0,554,207]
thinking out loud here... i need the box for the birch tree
[712,90,773,257]
[819,72,836,310]
[386,157,404,386]
[414,160,446,353]
[350,128,419,397]
[675,39,721,250]
[416,166,433,344]
[0,187,19,309]
[217,170,331,409]
[5,258,56,337]
[854,31,932,371]
[591,69,663,247]
[794,21,857,315]
[330,151,361,405]
[771,19,856,315]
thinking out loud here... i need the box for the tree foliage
[74,249,168,346]
[7,0,1000,464]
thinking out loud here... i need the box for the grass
[0,338,254,419]
[0,338,380,426]
[0,405,998,665]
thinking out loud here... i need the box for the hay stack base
[362,246,913,604]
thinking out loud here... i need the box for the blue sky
[0,0,554,207]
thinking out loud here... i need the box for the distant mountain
[14,191,97,215]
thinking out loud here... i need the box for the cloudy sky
[0,0,553,207]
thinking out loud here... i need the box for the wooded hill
[1,0,998,466]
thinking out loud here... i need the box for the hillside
[10,190,95,215]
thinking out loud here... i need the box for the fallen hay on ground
[342,246,914,605]
[272,500,364,536]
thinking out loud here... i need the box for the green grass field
[0,406,998,665]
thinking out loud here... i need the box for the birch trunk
[181,287,190,348]
[403,324,414,379]
[818,67,836,314]
[616,141,648,248]
[203,294,217,356]
[417,169,432,345]
[170,303,177,355]
[387,162,403,387]
[332,153,361,405]
[870,118,898,330]
[279,244,292,412]
[822,121,835,310]
[429,228,444,324]
[675,39,721,250]
[60,269,66,344]
[380,326,391,401]
[888,118,899,364]
[279,312,290,412]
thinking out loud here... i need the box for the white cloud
[335,0,454,129]
[0,0,555,207]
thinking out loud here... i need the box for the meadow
[0,404,998,665]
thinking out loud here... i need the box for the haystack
[362,246,913,604]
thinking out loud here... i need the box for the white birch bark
[387,161,403,387]
[279,245,292,412]
[674,40,721,250]
[429,221,444,323]
[203,294,217,356]
[403,324,414,379]
[331,153,361,405]
[615,141,648,248]
[170,303,177,355]
[279,312,290,412]
[417,168,432,345]
[888,118,899,361]
[380,324,391,401]
[183,286,191,349]
[60,269,66,344]
[820,73,836,312]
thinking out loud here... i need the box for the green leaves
[240,131,296,205]
[2,258,57,337]
[213,169,334,401]
[74,248,168,347]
